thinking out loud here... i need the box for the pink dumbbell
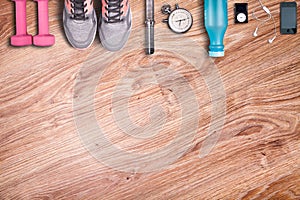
[33,0,55,46]
[10,0,33,46]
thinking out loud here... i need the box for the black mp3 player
[235,3,248,24]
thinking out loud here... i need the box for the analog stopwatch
[162,4,193,34]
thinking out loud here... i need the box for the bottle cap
[209,51,225,57]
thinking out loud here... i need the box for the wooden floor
[1,0,300,199]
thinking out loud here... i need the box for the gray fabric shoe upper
[99,2,132,52]
[63,3,97,49]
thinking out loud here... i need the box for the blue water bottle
[204,0,228,57]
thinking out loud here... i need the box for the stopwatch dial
[168,9,193,33]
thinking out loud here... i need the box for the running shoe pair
[63,0,131,51]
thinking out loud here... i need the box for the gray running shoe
[63,0,97,49]
[99,0,132,51]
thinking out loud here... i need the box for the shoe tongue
[107,0,122,19]
[74,0,85,16]
[107,10,116,19]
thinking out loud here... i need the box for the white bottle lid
[209,51,225,57]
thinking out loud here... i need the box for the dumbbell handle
[33,0,55,46]
[14,0,28,35]
[36,0,49,35]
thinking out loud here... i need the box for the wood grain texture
[0,0,300,199]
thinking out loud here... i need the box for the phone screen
[281,7,297,29]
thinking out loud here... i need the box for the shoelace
[105,0,124,23]
[70,0,88,20]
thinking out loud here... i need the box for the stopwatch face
[168,9,193,33]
